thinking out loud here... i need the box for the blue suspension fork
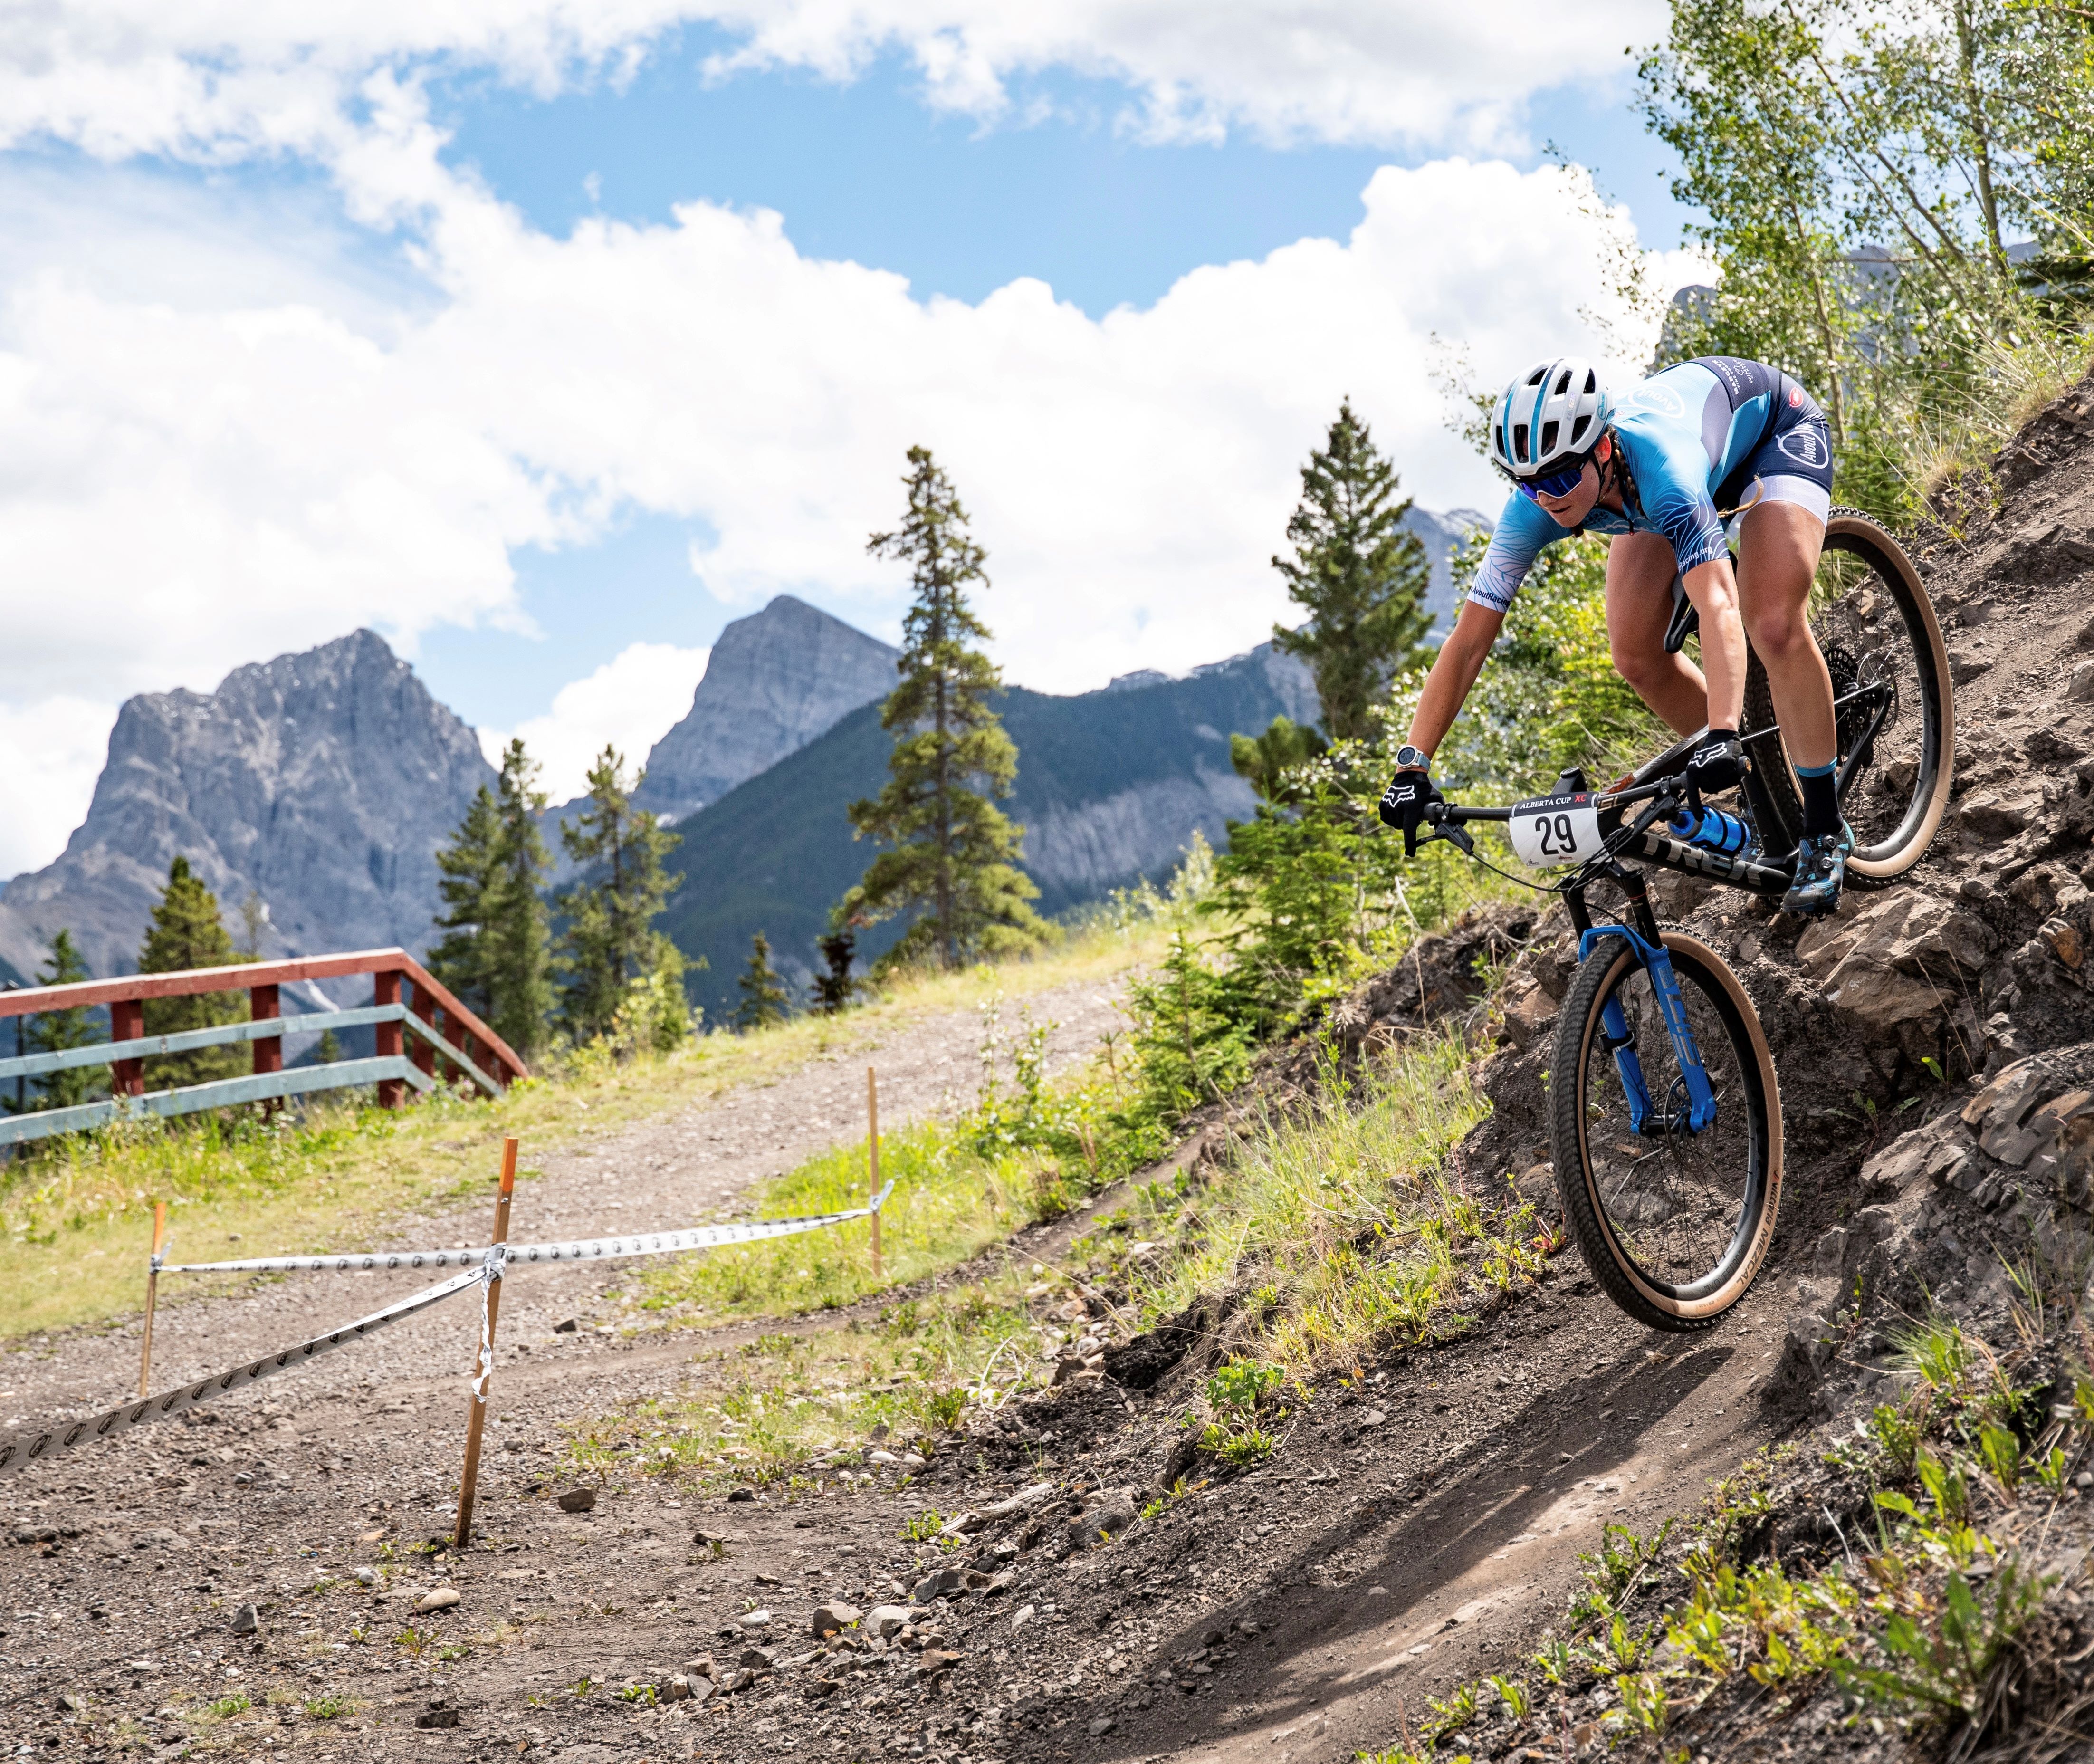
[1569,877,1718,1135]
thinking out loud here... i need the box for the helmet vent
[1512,423,1530,461]
[1582,368,1597,394]
[1539,419,1559,456]
[1570,414,1590,444]
[1526,367,1548,386]
[1554,369,1572,396]
[1494,423,1507,459]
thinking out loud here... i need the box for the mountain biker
[1379,355,1849,917]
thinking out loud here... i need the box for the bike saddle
[1664,575,1699,655]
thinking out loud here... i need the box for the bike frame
[1423,749,1804,1140]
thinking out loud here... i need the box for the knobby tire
[1549,931,1782,1332]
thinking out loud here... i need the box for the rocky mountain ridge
[0,630,494,987]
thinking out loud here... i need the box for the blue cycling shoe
[1782,823,1854,918]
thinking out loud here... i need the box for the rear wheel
[1549,931,1781,1332]
[1743,509,1954,885]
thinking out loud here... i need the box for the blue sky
[416,40,1688,736]
[0,4,1701,870]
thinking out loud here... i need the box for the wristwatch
[1394,745,1431,772]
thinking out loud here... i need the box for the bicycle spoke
[1581,961,1753,1294]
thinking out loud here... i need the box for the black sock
[1797,762,1839,838]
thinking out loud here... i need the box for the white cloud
[0,695,117,879]
[0,1,1665,167]
[481,641,710,802]
[0,88,1702,875]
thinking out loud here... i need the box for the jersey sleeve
[1625,430,1731,574]
[1466,492,1562,614]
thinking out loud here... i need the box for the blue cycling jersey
[1469,356,1833,615]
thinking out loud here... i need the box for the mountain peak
[634,595,899,824]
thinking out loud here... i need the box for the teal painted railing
[0,949,527,1147]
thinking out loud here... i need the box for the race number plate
[1509,792,1605,868]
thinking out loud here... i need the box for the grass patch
[0,919,1164,1341]
[565,1276,1052,1489]
[1112,1031,1523,1379]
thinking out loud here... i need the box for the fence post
[443,1012,469,1090]
[373,970,403,1109]
[454,1138,518,1551]
[251,983,281,1081]
[138,1201,167,1397]
[408,982,437,1085]
[867,1067,882,1285]
[109,997,145,1099]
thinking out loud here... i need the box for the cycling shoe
[1782,823,1854,918]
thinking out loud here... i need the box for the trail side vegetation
[840,444,1049,974]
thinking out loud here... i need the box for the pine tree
[485,740,555,1059]
[315,1028,342,1064]
[1271,400,1435,742]
[556,746,683,1043]
[429,744,555,1058]
[735,933,792,1032]
[809,930,857,1015]
[4,930,101,1115]
[138,857,247,1088]
[428,784,503,1020]
[1229,716,1330,805]
[841,446,1048,972]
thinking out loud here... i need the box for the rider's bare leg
[1606,531,1708,738]
[1735,501,1836,771]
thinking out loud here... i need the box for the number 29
[1534,812,1575,855]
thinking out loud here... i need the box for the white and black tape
[0,1265,486,1478]
[156,1245,496,1276]
[155,1180,895,1277]
[502,1182,895,1267]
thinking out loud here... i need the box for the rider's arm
[1681,556,1748,731]
[1403,600,1506,760]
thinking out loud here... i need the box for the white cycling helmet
[1490,357,1612,482]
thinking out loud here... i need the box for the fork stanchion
[453,1137,518,1552]
[867,1067,883,1285]
[138,1201,167,1398]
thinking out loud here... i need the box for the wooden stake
[454,1137,518,1552]
[138,1201,167,1398]
[867,1066,883,1285]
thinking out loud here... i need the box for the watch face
[1396,746,1428,770]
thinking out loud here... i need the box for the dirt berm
[5,373,2094,1762]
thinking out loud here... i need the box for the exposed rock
[413,1588,460,1614]
[631,595,899,826]
[0,630,493,981]
[810,1601,862,1637]
[229,1603,259,1635]
[555,1488,596,1514]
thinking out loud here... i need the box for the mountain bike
[1415,509,1952,1330]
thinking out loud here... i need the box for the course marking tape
[154,1180,897,1275]
[0,1265,485,1478]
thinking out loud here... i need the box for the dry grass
[0,919,1165,1342]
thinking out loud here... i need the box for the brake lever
[1419,803,1475,858]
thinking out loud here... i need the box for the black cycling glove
[1378,767,1444,857]
[1684,728,1745,797]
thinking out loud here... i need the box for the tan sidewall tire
[1558,933,1783,1329]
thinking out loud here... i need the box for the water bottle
[1668,803,1754,857]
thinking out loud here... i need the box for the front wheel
[1549,931,1781,1332]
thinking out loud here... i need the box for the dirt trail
[2,978,1126,1426]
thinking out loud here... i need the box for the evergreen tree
[315,1028,342,1064]
[138,857,247,1088]
[486,740,555,1059]
[1271,400,1434,742]
[735,932,792,1032]
[5,930,101,1115]
[809,930,857,1015]
[556,746,682,1043]
[1229,716,1329,805]
[841,446,1048,971]
[428,784,502,1020]
[427,741,555,1058]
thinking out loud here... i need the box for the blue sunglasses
[1518,461,1590,499]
